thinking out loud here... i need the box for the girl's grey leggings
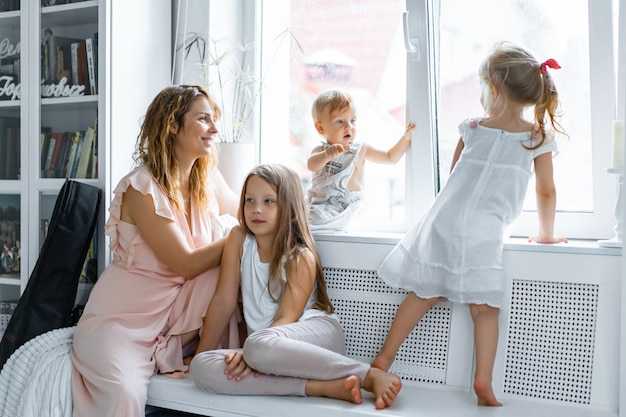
[190,316,370,396]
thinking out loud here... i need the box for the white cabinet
[0,0,171,319]
[0,1,32,307]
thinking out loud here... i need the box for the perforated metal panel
[323,267,452,383]
[504,280,598,403]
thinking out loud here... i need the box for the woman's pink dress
[71,165,239,417]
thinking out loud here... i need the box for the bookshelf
[0,0,171,326]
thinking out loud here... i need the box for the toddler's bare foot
[370,352,394,372]
[306,375,363,405]
[363,367,402,409]
[474,378,502,406]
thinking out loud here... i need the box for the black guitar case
[0,179,101,370]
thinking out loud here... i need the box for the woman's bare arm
[122,185,227,280]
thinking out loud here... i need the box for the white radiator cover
[324,267,452,384]
[315,238,621,410]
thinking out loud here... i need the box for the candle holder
[598,167,623,248]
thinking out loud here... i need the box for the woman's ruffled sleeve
[105,166,178,257]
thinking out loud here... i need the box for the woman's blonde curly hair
[134,85,221,211]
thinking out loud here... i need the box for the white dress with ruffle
[377,118,557,308]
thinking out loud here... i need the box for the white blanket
[0,326,74,417]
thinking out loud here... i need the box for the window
[258,0,619,239]
[414,0,617,239]
[258,0,409,232]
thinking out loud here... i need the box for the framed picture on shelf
[0,194,19,277]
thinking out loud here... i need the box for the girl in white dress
[190,164,402,410]
[372,42,568,406]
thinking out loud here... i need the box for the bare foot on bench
[306,375,363,405]
[370,353,394,372]
[474,378,502,406]
[363,367,402,409]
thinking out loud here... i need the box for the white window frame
[405,0,618,240]
[246,0,619,240]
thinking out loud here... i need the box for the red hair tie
[540,58,561,73]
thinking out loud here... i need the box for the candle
[612,119,625,168]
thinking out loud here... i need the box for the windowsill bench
[312,232,623,257]
[147,374,618,417]
[147,235,621,417]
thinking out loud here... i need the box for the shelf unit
[0,1,105,308]
[0,0,172,314]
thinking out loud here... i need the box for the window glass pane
[436,0,592,212]
[260,0,408,229]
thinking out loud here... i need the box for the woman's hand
[224,349,261,381]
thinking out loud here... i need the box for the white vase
[217,142,257,194]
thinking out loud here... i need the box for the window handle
[403,11,420,58]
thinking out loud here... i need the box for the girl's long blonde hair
[134,85,222,211]
[479,41,566,148]
[239,164,334,314]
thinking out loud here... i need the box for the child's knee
[190,351,229,393]
[242,328,280,368]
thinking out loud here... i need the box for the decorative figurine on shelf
[1,241,16,274]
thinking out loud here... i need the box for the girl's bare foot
[306,375,363,404]
[363,367,402,409]
[474,378,502,406]
[370,352,394,372]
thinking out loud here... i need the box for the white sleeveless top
[240,234,337,333]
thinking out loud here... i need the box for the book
[70,41,88,88]
[76,126,94,178]
[58,42,74,83]
[62,131,80,178]
[43,133,57,173]
[0,118,17,179]
[70,42,79,86]
[85,37,96,94]
[4,125,19,179]
[44,32,82,83]
[0,121,5,179]
[47,132,65,175]
[93,33,98,90]
[40,127,52,176]
[69,130,85,178]
[91,117,98,178]
[55,131,73,178]
[41,29,52,82]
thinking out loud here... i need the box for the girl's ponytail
[532,63,566,149]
